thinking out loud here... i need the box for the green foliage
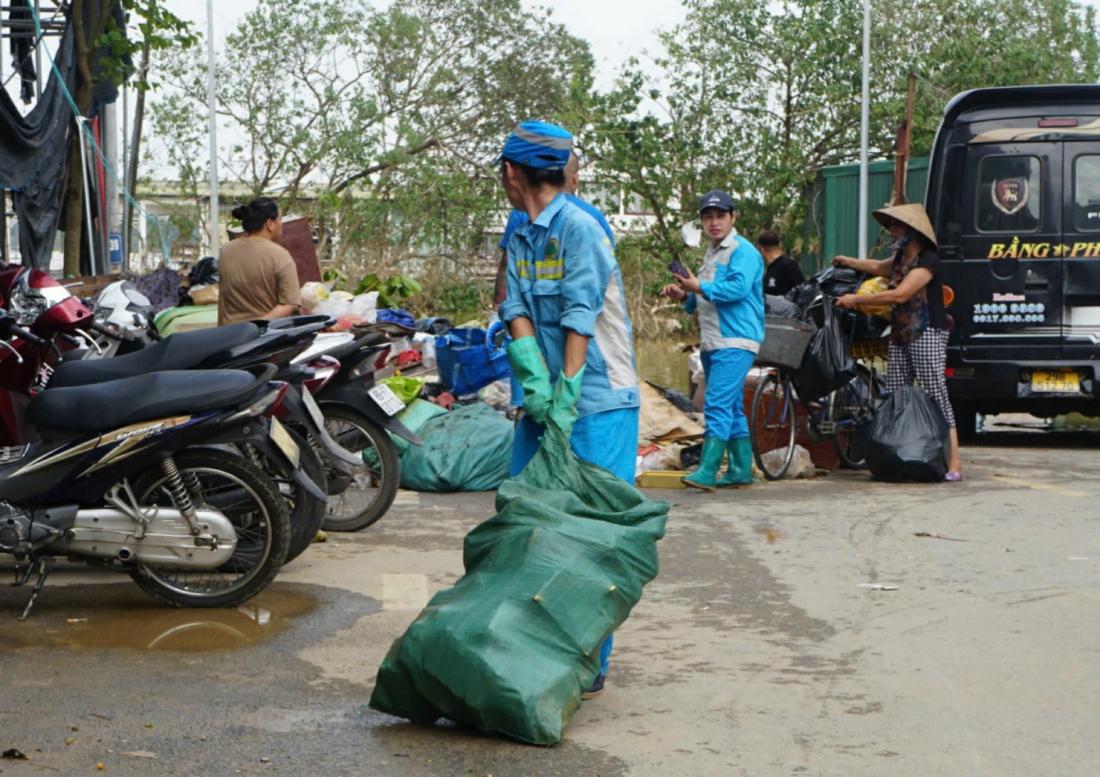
[322,267,349,290]
[587,0,1100,257]
[354,273,423,309]
[95,0,197,89]
[151,0,594,270]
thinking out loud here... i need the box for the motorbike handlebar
[9,324,46,348]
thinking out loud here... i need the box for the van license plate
[1030,370,1080,394]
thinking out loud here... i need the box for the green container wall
[815,157,929,269]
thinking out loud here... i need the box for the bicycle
[749,308,886,480]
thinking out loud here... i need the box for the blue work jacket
[499,193,639,418]
[685,230,766,352]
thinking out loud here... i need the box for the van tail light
[944,367,956,378]
[1038,118,1078,128]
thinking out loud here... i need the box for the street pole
[122,83,130,270]
[858,0,870,260]
[205,0,220,259]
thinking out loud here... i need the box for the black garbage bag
[832,308,889,341]
[857,386,948,482]
[814,266,864,297]
[680,443,702,469]
[188,255,219,286]
[795,301,856,402]
[785,279,819,312]
[647,381,696,414]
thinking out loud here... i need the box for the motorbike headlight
[9,272,71,326]
[9,274,45,325]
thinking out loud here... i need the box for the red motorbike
[0,266,97,444]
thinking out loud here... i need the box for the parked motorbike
[0,310,297,618]
[83,289,417,533]
[309,330,416,531]
[0,268,334,563]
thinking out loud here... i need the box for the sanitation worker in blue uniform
[497,120,640,696]
[662,190,764,488]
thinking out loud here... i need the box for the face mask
[891,229,917,252]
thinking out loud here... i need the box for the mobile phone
[668,260,689,277]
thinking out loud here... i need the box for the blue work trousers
[510,406,639,676]
[701,347,756,440]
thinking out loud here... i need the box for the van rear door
[1062,143,1100,360]
[957,142,1063,361]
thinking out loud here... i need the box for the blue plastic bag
[378,308,417,328]
[435,321,511,396]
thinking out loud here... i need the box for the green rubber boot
[683,436,726,490]
[717,436,754,487]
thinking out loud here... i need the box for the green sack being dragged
[370,423,668,745]
[399,403,514,492]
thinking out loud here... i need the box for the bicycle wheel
[831,364,877,469]
[750,370,796,480]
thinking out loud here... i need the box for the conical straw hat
[872,202,937,247]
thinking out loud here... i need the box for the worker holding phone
[661,190,765,488]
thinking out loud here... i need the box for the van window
[976,155,1041,233]
[1073,155,1100,232]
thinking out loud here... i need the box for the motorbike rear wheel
[129,449,290,608]
[320,405,399,532]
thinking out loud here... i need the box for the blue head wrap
[497,120,573,170]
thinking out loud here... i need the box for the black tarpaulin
[0,18,77,270]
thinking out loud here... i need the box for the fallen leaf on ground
[753,526,784,544]
[914,531,967,542]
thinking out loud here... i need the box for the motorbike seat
[49,323,261,389]
[29,370,261,433]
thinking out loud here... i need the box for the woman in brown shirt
[218,197,301,326]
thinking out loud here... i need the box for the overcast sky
[161,0,687,90]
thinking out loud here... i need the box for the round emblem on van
[992,177,1029,215]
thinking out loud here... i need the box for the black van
[926,84,1100,435]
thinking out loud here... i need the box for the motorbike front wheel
[320,405,399,532]
[129,449,290,608]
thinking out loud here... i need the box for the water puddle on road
[2,589,317,653]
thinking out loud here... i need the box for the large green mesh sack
[370,423,667,744]
[399,403,514,492]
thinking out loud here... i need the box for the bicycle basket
[754,316,816,370]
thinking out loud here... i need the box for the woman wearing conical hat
[832,203,963,481]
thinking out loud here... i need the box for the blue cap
[698,189,738,214]
[497,120,573,170]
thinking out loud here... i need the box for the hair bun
[231,204,249,220]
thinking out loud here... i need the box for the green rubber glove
[506,336,553,424]
[546,365,586,438]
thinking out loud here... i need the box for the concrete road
[1,435,1097,776]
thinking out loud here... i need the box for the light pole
[858,0,871,261]
[206,0,220,258]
